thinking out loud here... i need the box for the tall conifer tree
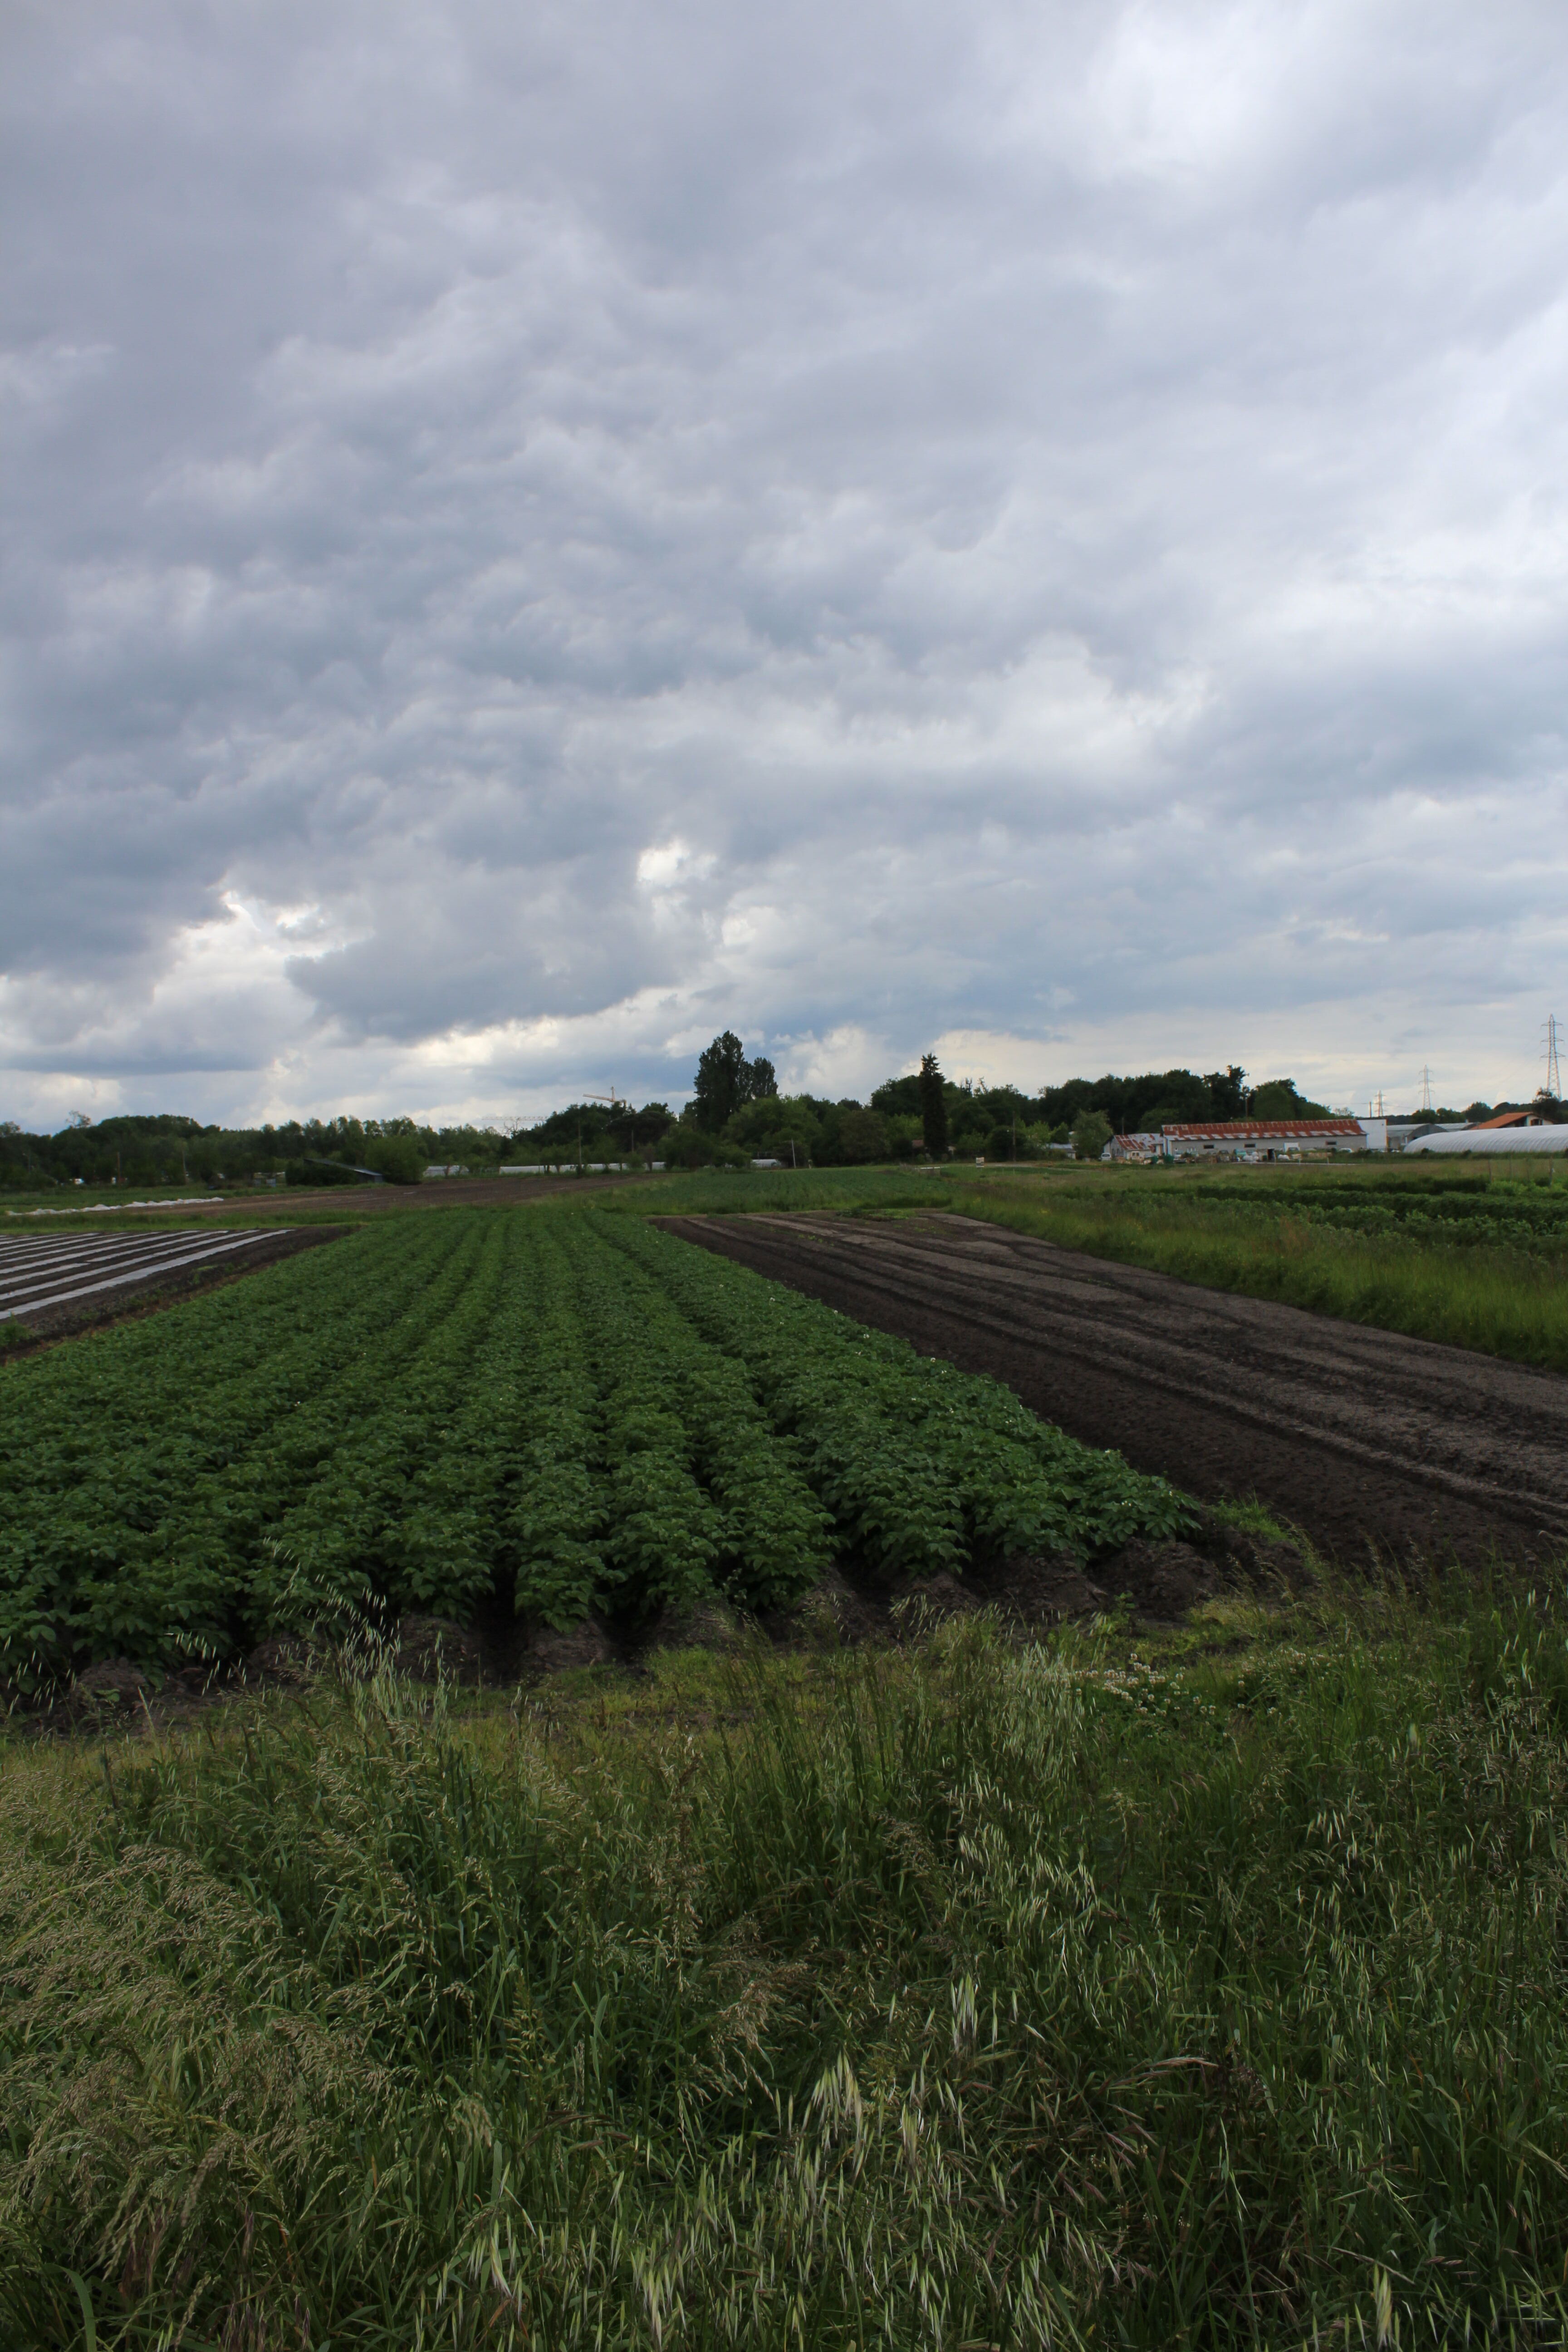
[918,1052,948,1158]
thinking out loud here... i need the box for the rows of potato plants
[597,1216,1193,1567]
[0,1209,1191,1686]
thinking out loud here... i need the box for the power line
[1544,1016,1562,1101]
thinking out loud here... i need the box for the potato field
[0,1208,1187,1686]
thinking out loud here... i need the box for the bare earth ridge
[662,1211,1568,1567]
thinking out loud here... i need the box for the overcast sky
[4,0,1566,1130]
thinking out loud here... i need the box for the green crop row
[597,1215,1191,1567]
[0,1210,1189,1687]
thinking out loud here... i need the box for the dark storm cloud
[3,0,1568,1124]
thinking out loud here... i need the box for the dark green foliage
[1071,1107,1113,1161]
[660,1123,752,1171]
[0,1110,499,1191]
[833,1103,888,1163]
[1038,1065,1221,1134]
[510,1098,673,1159]
[9,1587,1568,2345]
[359,1128,427,1184]
[691,1031,777,1130]
[600,1217,1190,1571]
[0,1208,1186,1684]
[917,1050,948,1157]
[1250,1076,1333,1118]
[1204,1062,1249,1116]
[284,1155,373,1186]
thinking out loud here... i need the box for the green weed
[6,1587,1568,2344]
[948,1165,1568,1375]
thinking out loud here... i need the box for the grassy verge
[946,1169,1568,1375]
[6,1577,1568,2346]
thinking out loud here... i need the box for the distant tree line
[1,1045,1555,1191]
[0,1112,470,1191]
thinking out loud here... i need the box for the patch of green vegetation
[7,1578,1568,2345]
[0,1206,1185,1686]
[610,1163,956,1216]
[1202,1491,1301,1548]
[947,1162,1568,1375]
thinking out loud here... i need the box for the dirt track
[665,1212,1568,1566]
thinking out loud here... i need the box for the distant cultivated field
[0,1225,289,1323]
[942,1159,1568,1374]
[669,1207,1568,1565]
[585,1157,1568,1376]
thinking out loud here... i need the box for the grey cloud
[3,0,1568,1123]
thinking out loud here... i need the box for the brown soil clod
[968,1549,1113,1628]
[640,1599,747,1655]
[67,1658,156,1715]
[764,1565,887,1648]
[392,1616,493,1684]
[521,1616,617,1676]
[1097,1538,1219,1622]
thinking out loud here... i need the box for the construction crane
[577,1088,626,1166]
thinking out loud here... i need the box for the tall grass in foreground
[6,1591,1568,2346]
[952,1175,1568,1375]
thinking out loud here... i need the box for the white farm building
[1160,1118,1368,1161]
[1405,1113,1568,1156]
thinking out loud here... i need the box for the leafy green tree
[1251,1079,1331,1120]
[1204,1064,1249,1117]
[660,1125,750,1170]
[1071,1109,1113,1161]
[870,1073,922,1118]
[724,1095,822,1162]
[692,1033,776,1130]
[1038,1067,1230,1134]
[918,1053,948,1158]
[362,1132,426,1184]
[834,1106,889,1165]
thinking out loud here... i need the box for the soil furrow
[661,1211,1568,1566]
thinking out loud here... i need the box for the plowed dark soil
[664,1211,1568,1567]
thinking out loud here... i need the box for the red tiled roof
[1161,1119,1364,1140]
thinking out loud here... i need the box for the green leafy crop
[0,1209,1189,1686]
